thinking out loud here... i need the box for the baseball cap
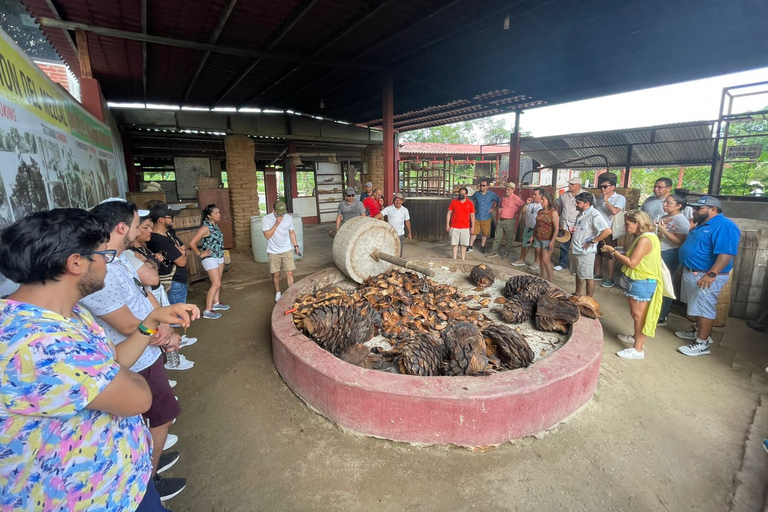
[274,202,288,215]
[345,187,356,196]
[365,182,373,188]
[99,197,149,217]
[149,203,178,221]
[689,196,722,209]
[505,182,516,189]
[393,192,404,200]
[568,177,582,185]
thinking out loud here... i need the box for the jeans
[136,478,171,512]
[168,280,188,305]
[558,239,571,268]
[658,248,680,320]
[492,218,517,253]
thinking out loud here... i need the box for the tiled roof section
[399,142,509,156]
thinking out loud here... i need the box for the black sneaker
[466,246,473,253]
[479,246,486,254]
[157,451,180,474]
[155,475,187,501]
[657,317,668,327]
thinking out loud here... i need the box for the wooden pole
[75,30,92,79]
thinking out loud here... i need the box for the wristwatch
[706,271,717,278]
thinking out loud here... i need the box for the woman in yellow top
[600,210,663,360]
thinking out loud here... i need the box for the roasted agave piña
[397,332,448,376]
[469,264,495,288]
[503,275,550,301]
[569,295,602,318]
[535,288,580,334]
[442,322,491,376]
[499,295,535,324]
[303,303,380,355]
[482,324,535,369]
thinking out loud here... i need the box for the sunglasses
[82,249,117,263]
[479,184,488,187]
[599,184,613,189]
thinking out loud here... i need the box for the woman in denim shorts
[601,210,663,360]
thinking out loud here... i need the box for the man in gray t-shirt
[336,187,365,230]
[641,177,673,221]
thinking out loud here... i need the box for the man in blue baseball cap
[674,196,740,356]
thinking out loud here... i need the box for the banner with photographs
[0,29,125,228]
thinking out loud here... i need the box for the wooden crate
[715,271,734,327]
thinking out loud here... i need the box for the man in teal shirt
[468,180,500,254]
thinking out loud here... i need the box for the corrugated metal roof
[399,142,509,156]
[22,0,768,131]
[519,121,716,168]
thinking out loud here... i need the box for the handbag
[660,260,676,299]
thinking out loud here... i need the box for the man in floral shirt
[0,208,197,511]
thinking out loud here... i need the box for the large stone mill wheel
[333,216,401,283]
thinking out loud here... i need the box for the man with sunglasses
[336,186,365,231]
[675,196,740,357]
[594,175,626,288]
[80,199,189,502]
[148,204,189,307]
[0,208,198,511]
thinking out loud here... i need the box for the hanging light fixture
[291,155,304,167]
[503,13,510,30]
[320,97,325,109]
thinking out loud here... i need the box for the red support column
[265,166,278,214]
[508,111,521,186]
[288,141,298,199]
[382,72,395,201]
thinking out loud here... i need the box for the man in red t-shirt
[363,187,382,217]
[446,187,476,260]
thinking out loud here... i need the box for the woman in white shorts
[190,204,230,319]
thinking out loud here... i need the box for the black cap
[149,203,178,221]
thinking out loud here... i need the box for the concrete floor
[167,224,768,512]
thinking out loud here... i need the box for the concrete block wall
[225,135,260,250]
[363,145,384,193]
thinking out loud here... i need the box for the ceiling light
[504,13,510,30]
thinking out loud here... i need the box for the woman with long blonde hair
[601,210,663,360]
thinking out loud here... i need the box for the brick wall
[35,61,72,94]
[224,135,260,250]
[363,145,384,193]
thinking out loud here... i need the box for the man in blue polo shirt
[675,196,740,357]
[468,180,500,254]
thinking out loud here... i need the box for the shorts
[269,251,296,274]
[623,276,657,302]
[201,256,224,271]
[533,238,552,249]
[681,269,729,320]
[522,227,535,247]
[599,237,617,249]
[450,227,470,246]
[138,357,181,428]
[473,219,492,236]
[570,252,595,279]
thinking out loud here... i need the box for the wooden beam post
[508,111,521,186]
[75,30,92,79]
[382,71,395,202]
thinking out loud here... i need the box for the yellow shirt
[621,233,664,337]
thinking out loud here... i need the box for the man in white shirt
[570,192,612,297]
[375,192,412,257]
[80,198,187,501]
[594,175,626,288]
[554,177,582,271]
[262,201,301,302]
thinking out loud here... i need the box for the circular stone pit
[271,259,603,447]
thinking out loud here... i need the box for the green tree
[399,116,528,145]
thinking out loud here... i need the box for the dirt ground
[166,224,768,512]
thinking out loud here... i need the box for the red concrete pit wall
[271,263,603,447]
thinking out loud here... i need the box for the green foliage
[296,170,316,197]
[142,171,176,182]
[400,116,530,145]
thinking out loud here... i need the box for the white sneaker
[511,260,526,267]
[179,335,197,348]
[528,263,540,271]
[168,379,177,388]
[617,334,635,344]
[275,291,282,302]
[675,329,697,340]
[164,355,194,371]
[617,347,644,360]
[678,339,712,357]
[554,265,564,271]
[163,433,178,451]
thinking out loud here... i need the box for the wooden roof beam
[37,17,382,70]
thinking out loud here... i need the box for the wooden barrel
[730,219,768,320]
